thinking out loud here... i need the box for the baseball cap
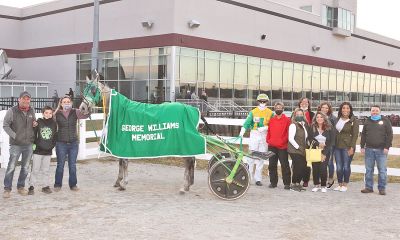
[19,91,31,98]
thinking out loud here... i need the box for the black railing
[0,97,83,113]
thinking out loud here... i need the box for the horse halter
[82,81,102,106]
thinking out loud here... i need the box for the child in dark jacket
[28,106,57,194]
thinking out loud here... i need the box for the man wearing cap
[239,93,274,186]
[3,91,36,198]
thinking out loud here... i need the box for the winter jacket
[3,105,36,145]
[56,109,78,143]
[309,126,332,155]
[328,114,337,147]
[360,116,393,150]
[34,118,57,155]
[288,122,309,156]
[335,116,359,149]
[267,114,291,149]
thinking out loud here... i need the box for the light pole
[91,0,99,78]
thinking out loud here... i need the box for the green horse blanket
[100,90,206,158]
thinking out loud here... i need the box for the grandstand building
[1,0,400,110]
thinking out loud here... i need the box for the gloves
[257,126,267,132]
[239,127,246,137]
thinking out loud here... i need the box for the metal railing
[0,97,83,112]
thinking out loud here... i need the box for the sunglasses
[258,100,267,103]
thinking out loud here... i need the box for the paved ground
[0,158,399,240]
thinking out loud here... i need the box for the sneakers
[28,186,34,195]
[42,186,53,194]
[311,186,321,192]
[333,186,342,191]
[284,185,291,190]
[70,186,80,191]
[339,186,348,192]
[290,184,306,192]
[17,188,28,196]
[361,188,374,194]
[268,184,277,188]
[3,190,11,198]
[54,187,61,192]
[379,189,386,195]
[255,181,263,186]
[321,187,327,193]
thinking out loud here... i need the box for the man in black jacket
[3,91,36,198]
[360,105,393,195]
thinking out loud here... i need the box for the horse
[79,77,196,193]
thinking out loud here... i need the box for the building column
[168,46,177,102]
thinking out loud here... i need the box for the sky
[357,0,400,41]
[0,0,399,41]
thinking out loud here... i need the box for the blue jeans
[328,146,335,179]
[54,141,79,188]
[365,148,387,190]
[335,148,352,183]
[4,144,33,191]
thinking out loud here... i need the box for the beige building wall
[0,0,399,94]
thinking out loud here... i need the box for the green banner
[100,90,206,158]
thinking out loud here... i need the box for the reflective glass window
[235,55,248,84]
[205,58,219,83]
[180,56,197,82]
[120,58,134,80]
[150,55,167,80]
[134,56,150,80]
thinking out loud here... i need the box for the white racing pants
[244,129,267,183]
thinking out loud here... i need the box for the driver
[239,94,274,186]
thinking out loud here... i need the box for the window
[260,60,272,97]
[323,6,354,31]
[234,55,248,84]
[300,5,312,12]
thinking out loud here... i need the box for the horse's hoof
[179,187,189,194]
[113,182,120,188]
[118,186,126,191]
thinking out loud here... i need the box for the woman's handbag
[306,141,322,167]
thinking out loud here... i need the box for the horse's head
[79,73,107,115]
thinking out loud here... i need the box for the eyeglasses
[258,101,267,103]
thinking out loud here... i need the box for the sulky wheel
[208,152,232,172]
[208,159,250,200]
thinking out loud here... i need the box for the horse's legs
[113,158,124,188]
[118,158,129,191]
[189,157,195,186]
[180,157,195,194]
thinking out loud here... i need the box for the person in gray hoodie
[3,91,37,198]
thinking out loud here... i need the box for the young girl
[310,112,332,193]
